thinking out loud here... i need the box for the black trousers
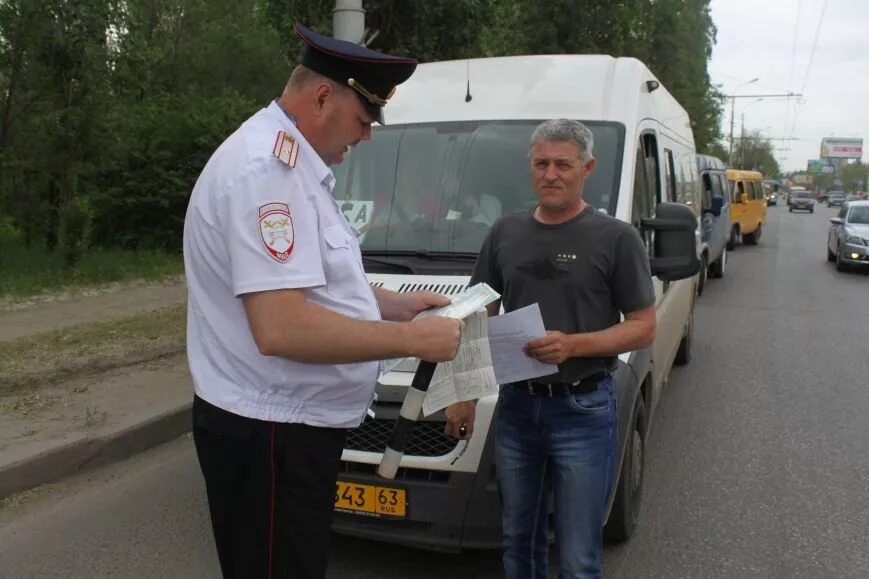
[193,396,347,579]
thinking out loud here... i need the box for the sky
[708,0,869,172]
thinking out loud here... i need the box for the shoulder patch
[259,202,295,262]
[272,131,300,168]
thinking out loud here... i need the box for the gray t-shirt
[471,205,655,382]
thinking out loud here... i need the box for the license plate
[334,481,406,518]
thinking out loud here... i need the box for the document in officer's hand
[422,309,497,416]
[412,282,500,321]
[379,283,500,378]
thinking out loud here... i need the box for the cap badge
[347,78,393,107]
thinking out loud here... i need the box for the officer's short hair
[286,65,333,92]
[530,119,595,162]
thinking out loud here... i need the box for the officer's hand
[378,291,450,322]
[525,331,572,365]
[444,401,476,440]
[399,291,451,321]
[409,316,462,362]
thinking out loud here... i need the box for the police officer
[183,24,462,579]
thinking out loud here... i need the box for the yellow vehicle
[726,169,767,247]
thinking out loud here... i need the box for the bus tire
[604,395,646,543]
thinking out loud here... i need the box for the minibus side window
[664,149,677,202]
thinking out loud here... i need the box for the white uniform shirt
[183,102,381,428]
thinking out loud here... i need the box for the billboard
[791,173,813,186]
[807,159,825,174]
[820,138,863,159]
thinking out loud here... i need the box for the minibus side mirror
[830,217,843,225]
[641,202,701,282]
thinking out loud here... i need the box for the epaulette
[272,130,300,168]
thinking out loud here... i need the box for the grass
[0,304,186,394]
[0,227,184,300]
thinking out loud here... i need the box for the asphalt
[0,206,867,578]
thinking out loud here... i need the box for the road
[1,207,867,578]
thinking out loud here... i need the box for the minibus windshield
[331,121,625,254]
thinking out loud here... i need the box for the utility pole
[333,0,365,43]
[727,91,801,165]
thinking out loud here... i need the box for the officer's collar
[267,101,334,191]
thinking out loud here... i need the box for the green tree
[733,130,780,177]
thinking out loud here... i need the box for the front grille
[346,417,459,457]
[339,461,451,483]
[396,282,466,295]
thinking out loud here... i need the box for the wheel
[827,246,836,262]
[697,254,708,296]
[604,395,646,543]
[836,250,849,272]
[743,226,759,245]
[810,208,814,213]
[789,207,793,213]
[674,309,693,366]
[710,247,727,278]
[727,227,739,250]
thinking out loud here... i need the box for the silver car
[828,200,869,271]
[789,190,815,213]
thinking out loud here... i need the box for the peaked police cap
[294,24,417,125]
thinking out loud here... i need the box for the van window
[734,181,745,203]
[632,145,651,229]
[332,121,625,254]
[715,175,728,202]
[701,171,724,211]
[664,149,677,202]
[632,133,661,252]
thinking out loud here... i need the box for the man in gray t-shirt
[444,119,655,578]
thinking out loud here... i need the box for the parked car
[696,154,730,293]
[827,200,869,271]
[789,190,815,213]
[827,191,846,207]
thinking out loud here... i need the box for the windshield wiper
[365,250,478,261]
[361,255,419,274]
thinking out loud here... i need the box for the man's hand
[408,316,462,362]
[444,401,475,440]
[524,331,572,365]
[375,288,450,322]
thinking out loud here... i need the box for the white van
[330,55,701,551]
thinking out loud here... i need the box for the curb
[0,401,192,501]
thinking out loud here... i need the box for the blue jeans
[495,378,617,579]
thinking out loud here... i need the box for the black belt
[513,372,610,397]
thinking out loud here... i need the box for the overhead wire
[791,0,828,135]
[782,0,802,157]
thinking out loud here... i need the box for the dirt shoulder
[0,277,187,343]
[0,353,191,474]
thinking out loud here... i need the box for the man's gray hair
[530,119,594,161]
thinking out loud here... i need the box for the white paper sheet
[379,283,501,378]
[422,310,498,416]
[413,282,501,322]
[487,303,558,384]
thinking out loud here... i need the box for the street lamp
[728,77,759,165]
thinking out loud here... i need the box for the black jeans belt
[514,372,610,397]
